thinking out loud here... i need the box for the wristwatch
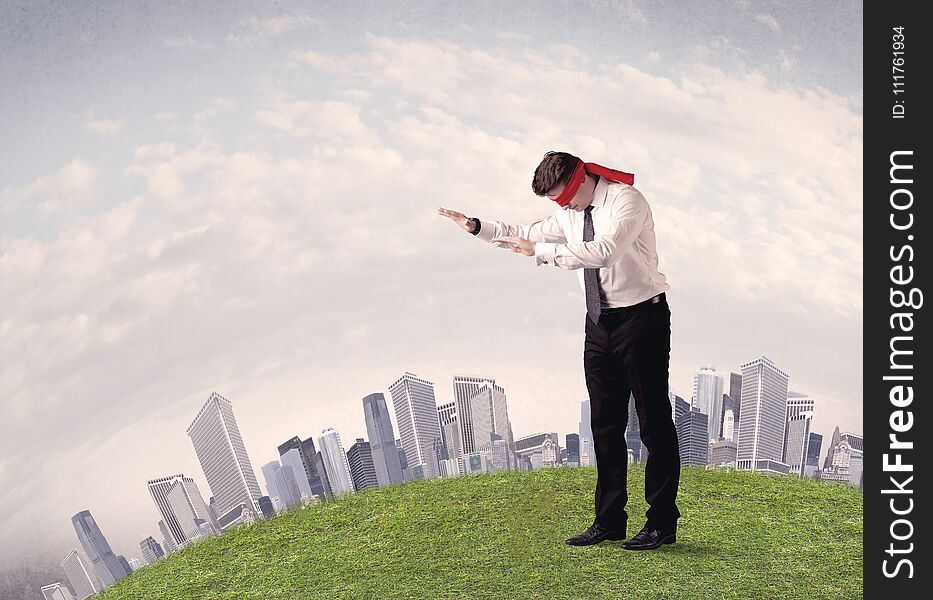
[468,217,481,235]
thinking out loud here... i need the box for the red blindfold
[552,160,635,206]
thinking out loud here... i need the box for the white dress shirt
[475,176,670,308]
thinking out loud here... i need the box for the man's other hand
[437,207,474,232]
[491,235,534,257]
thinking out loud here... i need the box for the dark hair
[532,151,581,196]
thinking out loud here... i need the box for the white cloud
[647,51,661,62]
[0,158,97,217]
[194,97,236,121]
[755,13,781,32]
[254,94,375,143]
[83,118,126,137]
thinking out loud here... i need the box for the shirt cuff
[535,242,557,266]
[475,220,497,243]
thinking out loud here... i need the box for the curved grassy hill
[97,466,862,599]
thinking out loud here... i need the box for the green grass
[98,466,862,599]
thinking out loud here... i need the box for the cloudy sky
[1,0,861,574]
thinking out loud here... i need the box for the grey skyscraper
[260,461,282,503]
[625,392,648,463]
[186,391,263,525]
[729,372,743,428]
[148,474,216,549]
[147,474,187,549]
[390,372,444,479]
[805,432,823,476]
[272,463,302,507]
[139,536,164,565]
[437,401,462,474]
[463,380,513,454]
[347,438,379,491]
[277,436,327,500]
[362,392,403,486]
[736,356,790,472]
[157,520,176,554]
[165,477,217,544]
[579,399,595,469]
[676,408,709,466]
[693,366,725,441]
[60,549,98,599]
[315,450,334,498]
[566,433,580,465]
[280,448,313,499]
[452,375,514,459]
[70,511,131,588]
[319,427,355,494]
[783,413,813,476]
[672,394,690,424]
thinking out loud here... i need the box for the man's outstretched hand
[437,207,534,256]
[490,235,534,256]
[436,207,473,232]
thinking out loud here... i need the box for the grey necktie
[583,206,603,324]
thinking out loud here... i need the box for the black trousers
[584,293,681,533]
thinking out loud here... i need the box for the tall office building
[437,401,463,475]
[40,582,75,600]
[693,366,725,441]
[186,392,263,526]
[139,537,164,565]
[785,392,815,461]
[315,451,334,498]
[672,394,690,425]
[729,372,743,430]
[783,412,813,476]
[362,392,404,487]
[70,511,131,588]
[347,438,379,491]
[736,356,790,473]
[260,461,282,503]
[676,408,709,466]
[565,433,580,465]
[147,474,187,549]
[625,392,648,463]
[272,463,302,507]
[165,477,217,544]
[319,427,355,494]
[452,375,514,458]
[463,380,513,455]
[389,372,444,479]
[579,399,595,469]
[804,432,823,477]
[280,447,313,499]
[157,520,176,554]
[722,408,735,441]
[277,436,328,499]
[148,474,217,549]
[60,550,98,600]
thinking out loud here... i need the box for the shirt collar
[588,176,609,209]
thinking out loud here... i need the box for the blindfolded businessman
[438,150,681,551]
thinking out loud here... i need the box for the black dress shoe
[621,525,676,550]
[565,522,626,546]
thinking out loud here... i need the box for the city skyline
[39,351,858,592]
[0,0,862,586]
